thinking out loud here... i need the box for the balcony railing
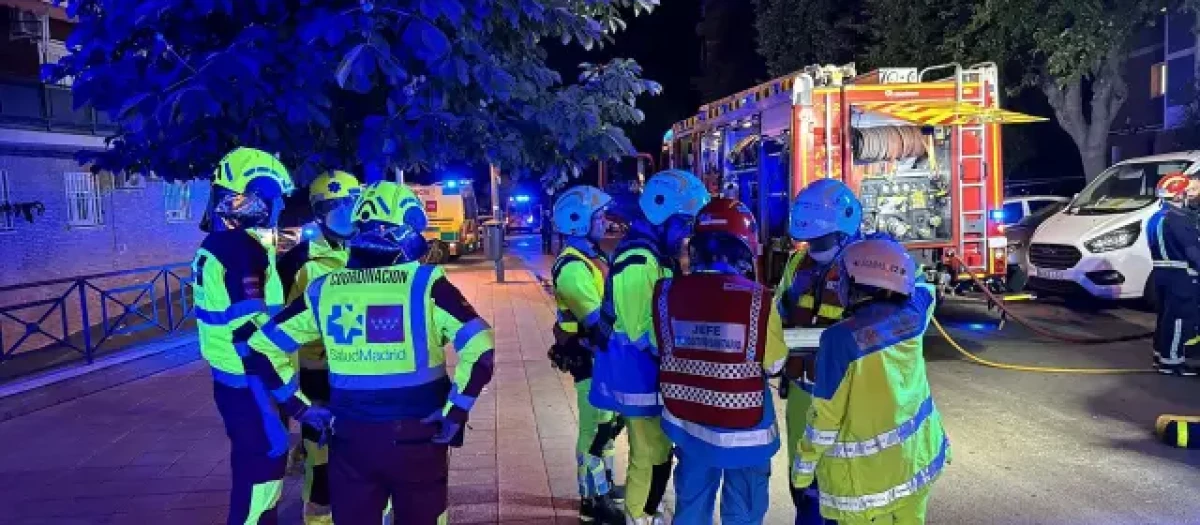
[0,76,116,136]
[0,263,194,382]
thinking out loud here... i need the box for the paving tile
[0,270,612,523]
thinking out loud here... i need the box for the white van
[1025,151,1200,300]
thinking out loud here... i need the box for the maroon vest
[653,273,771,429]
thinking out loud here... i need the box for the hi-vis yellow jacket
[791,282,950,522]
[245,261,495,423]
[277,232,350,369]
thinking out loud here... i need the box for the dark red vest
[653,273,771,429]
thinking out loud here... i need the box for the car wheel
[1142,276,1158,312]
[423,240,450,265]
[1005,264,1028,293]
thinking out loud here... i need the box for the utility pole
[489,164,505,282]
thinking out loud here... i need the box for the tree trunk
[1039,49,1129,183]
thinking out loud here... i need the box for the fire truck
[662,62,1047,287]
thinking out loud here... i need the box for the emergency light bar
[988,209,1005,222]
[784,328,825,352]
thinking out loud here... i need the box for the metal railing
[0,263,194,371]
[0,75,115,136]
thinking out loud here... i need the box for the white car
[1026,151,1200,300]
[1001,196,1070,292]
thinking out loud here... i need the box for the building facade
[1109,9,1200,162]
[0,1,207,365]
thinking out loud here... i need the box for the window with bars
[64,172,104,227]
[164,181,193,222]
[0,170,13,231]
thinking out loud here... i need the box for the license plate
[1036,268,1065,280]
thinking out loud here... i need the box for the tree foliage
[753,0,862,77]
[47,0,662,189]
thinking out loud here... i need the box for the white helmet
[840,238,916,296]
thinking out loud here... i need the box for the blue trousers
[673,449,769,525]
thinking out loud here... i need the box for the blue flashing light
[515,195,531,202]
[302,225,319,239]
[445,180,458,189]
[526,216,534,224]
[988,209,1005,222]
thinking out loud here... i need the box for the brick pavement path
[0,268,632,525]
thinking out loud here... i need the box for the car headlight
[1084,222,1141,253]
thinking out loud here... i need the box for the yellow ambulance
[410,180,482,263]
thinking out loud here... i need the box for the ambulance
[663,62,1048,288]
[410,180,482,264]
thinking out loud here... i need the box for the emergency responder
[547,185,624,523]
[775,178,862,525]
[244,181,496,525]
[791,238,949,525]
[1148,173,1200,376]
[590,169,710,524]
[653,198,787,524]
[193,146,331,525]
[275,170,362,524]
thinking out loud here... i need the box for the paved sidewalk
[0,268,628,525]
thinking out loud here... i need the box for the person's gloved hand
[421,406,468,446]
[295,405,334,446]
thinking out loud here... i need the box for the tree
[46,0,662,190]
[753,0,863,77]
[953,0,1178,181]
[694,0,765,100]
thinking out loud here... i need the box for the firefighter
[1148,173,1200,376]
[275,170,363,524]
[775,178,862,525]
[791,238,949,525]
[590,169,710,524]
[244,181,496,524]
[653,198,787,525]
[193,146,331,525]
[547,185,624,523]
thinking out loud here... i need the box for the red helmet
[693,197,760,257]
[1157,172,1191,201]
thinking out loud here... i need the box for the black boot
[581,494,624,524]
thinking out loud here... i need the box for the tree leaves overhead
[46,0,661,189]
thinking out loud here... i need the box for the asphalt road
[451,235,1200,524]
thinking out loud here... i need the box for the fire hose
[933,255,1155,374]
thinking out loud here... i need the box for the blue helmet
[553,185,612,236]
[638,169,711,226]
[789,178,863,241]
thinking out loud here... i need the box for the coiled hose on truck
[933,255,1154,374]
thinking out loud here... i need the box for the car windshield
[1068,160,1193,215]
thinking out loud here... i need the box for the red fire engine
[662,62,1047,286]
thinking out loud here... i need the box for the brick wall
[0,150,208,361]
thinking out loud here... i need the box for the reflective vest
[284,234,349,369]
[591,240,673,416]
[778,250,846,388]
[311,262,448,421]
[552,245,607,335]
[193,229,285,380]
[654,274,770,429]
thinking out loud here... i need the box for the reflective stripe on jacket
[792,282,949,522]
[774,249,846,392]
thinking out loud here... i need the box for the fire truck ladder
[922,63,997,277]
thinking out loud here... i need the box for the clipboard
[784,327,825,354]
